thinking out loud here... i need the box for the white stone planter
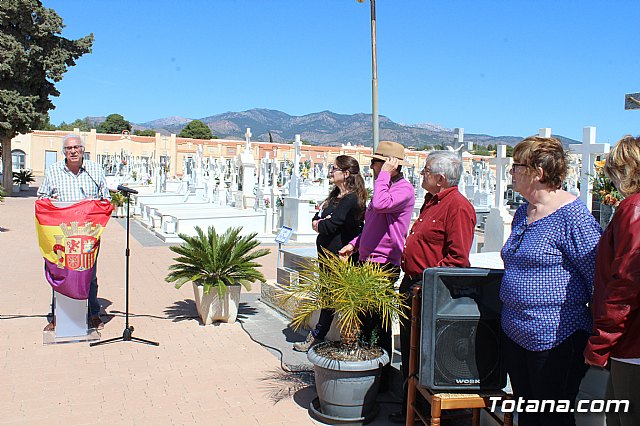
[192,282,241,325]
[20,183,29,191]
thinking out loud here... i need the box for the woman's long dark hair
[322,155,368,220]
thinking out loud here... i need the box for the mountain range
[102,108,578,148]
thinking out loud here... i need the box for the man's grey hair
[61,133,84,152]
[426,150,463,186]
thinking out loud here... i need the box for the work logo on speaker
[35,198,113,300]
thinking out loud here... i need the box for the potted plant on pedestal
[282,250,406,423]
[166,226,270,324]
[12,169,35,191]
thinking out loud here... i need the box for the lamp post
[358,0,379,153]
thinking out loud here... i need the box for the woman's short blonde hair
[512,136,568,189]
[604,135,640,197]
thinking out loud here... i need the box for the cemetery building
[9,129,433,178]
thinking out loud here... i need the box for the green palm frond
[281,249,407,347]
[165,226,270,296]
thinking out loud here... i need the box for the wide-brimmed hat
[364,140,412,166]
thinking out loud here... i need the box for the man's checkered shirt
[37,159,111,202]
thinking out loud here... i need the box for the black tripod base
[90,325,159,347]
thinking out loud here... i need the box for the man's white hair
[61,134,84,152]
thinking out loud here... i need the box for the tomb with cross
[569,126,610,212]
[236,127,256,209]
[482,144,515,253]
[282,134,318,242]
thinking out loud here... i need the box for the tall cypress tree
[0,0,93,190]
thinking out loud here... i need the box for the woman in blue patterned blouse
[500,136,602,426]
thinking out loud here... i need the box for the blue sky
[44,0,639,143]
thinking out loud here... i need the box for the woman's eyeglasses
[510,163,528,173]
[329,165,349,174]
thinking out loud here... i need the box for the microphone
[80,166,103,199]
[117,184,138,194]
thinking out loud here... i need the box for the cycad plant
[284,249,406,352]
[166,226,270,297]
[12,170,35,185]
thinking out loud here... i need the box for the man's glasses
[420,167,433,175]
[63,145,83,152]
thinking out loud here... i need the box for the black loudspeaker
[419,267,506,390]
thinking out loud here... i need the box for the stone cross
[539,128,552,138]
[244,127,252,152]
[569,126,610,211]
[262,152,270,189]
[288,135,302,198]
[489,144,512,209]
[453,128,464,153]
[271,156,279,190]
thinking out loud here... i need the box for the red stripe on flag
[35,199,113,227]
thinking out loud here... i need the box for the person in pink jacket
[339,140,415,394]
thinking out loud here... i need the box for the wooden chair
[405,286,513,426]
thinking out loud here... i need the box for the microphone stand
[92,188,158,347]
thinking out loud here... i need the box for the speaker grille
[434,319,501,387]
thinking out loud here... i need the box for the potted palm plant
[166,226,270,324]
[282,250,406,423]
[13,169,35,191]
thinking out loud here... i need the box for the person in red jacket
[584,135,640,426]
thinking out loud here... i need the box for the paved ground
[0,187,405,425]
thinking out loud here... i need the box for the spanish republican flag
[35,199,114,300]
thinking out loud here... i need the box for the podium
[40,200,103,345]
[43,291,100,344]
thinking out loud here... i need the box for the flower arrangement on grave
[275,196,284,207]
[591,160,623,207]
[264,197,271,208]
[110,191,126,207]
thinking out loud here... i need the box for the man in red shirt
[390,150,477,423]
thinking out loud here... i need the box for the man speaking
[37,134,111,331]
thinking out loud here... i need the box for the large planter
[192,282,241,325]
[20,183,29,191]
[307,342,389,423]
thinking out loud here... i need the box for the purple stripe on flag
[44,258,94,300]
